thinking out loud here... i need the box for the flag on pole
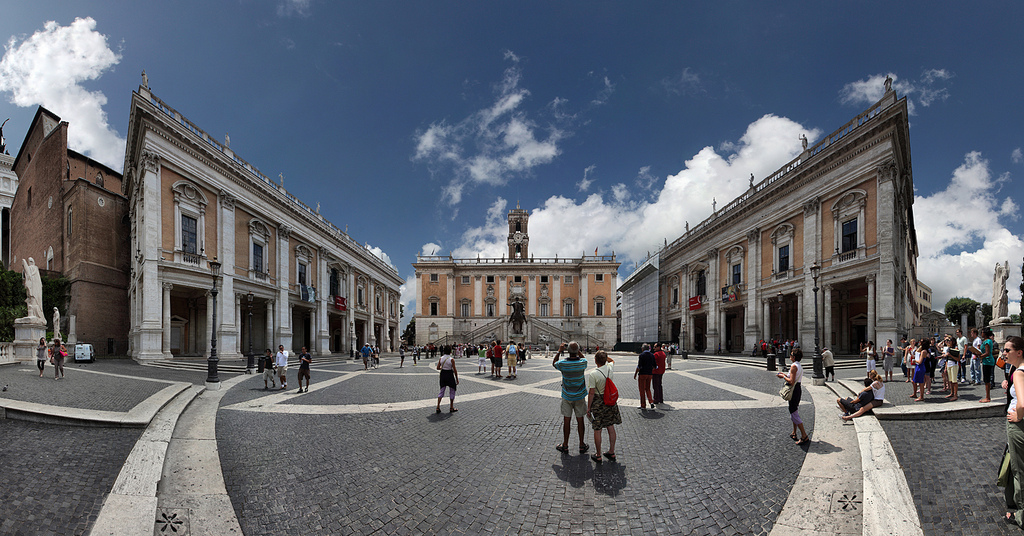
[594,247,598,255]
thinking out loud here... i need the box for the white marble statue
[993,260,1010,321]
[22,258,44,321]
[52,307,61,342]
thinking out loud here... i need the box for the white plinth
[13,318,47,363]
[990,322,1022,342]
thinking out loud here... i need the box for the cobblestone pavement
[217,356,813,535]
[882,416,1015,536]
[0,358,242,411]
[0,419,141,536]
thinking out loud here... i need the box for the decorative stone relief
[278,224,292,240]
[802,196,820,215]
[220,190,237,210]
[140,151,160,173]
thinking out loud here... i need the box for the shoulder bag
[779,381,794,401]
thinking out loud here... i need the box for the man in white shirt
[276,345,289,390]
[969,328,983,385]
[955,328,969,384]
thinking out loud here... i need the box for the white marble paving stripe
[222,362,790,415]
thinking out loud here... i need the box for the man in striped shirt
[553,341,589,454]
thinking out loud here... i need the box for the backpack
[598,369,618,406]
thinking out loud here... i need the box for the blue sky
[1,1,1021,327]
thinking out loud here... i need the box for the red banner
[334,296,347,311]
[688,296,702,310]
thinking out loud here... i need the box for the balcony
[250,269,269,283]
[834,247,860,265]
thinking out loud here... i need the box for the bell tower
[507,203,529,259]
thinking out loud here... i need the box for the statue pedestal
[990,322,1022,342]
[13,317,47,363]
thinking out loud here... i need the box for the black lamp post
[777,291,785,369]
[810,261,824,381]
[207,258,222,385]
[246,291,254,373]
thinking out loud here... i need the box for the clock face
[512,231,525,244]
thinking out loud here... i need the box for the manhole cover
[830,491,862,513]
[155,507,190,535]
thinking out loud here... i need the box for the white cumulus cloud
[449,114,820,270]
[839,70,953,116]
[914,151,1022,316]
[413,53,574,206]
[0,17,125,169]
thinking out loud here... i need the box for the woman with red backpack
[586,350,621,463]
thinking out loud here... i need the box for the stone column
[276,224,293,350]
[762,299,771,340]
[265,299,275,350]
[823,284,833,350]
[874,162,899,344]
[205,290,213,358]
[162,283,173,358]
[745,229,761,349]
[136,152,165,360]
[706,249,720,352]
[580,273,589,316]
[218,191,238,358]
[474,276,483,316]
[867,274,876,345]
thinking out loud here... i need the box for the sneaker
[297,388,303,393]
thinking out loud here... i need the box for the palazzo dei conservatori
[649,85,918,355]
[413,206,620,348]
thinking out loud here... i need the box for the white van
[74,343,94,363]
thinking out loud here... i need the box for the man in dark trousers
[297,346,312,393]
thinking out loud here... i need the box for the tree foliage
[0,267,69,342]
[401,318,416,345]
[944,296,993,328]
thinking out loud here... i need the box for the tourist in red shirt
[652,343,667,405]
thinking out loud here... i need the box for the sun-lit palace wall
[655,89,918,355]
[413,207,620,348]
[122,85,402,361]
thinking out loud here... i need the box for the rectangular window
[540,275,549,283]
[67,207,73,236]
[514,275,522,283]
[564,275,573,284]
[461,303,470,317]
[540,303,549,317]
[732,263,742,285]
[430,302,438,316]
[253,243,264,273]
[564,302,574,316]
[696,270,707,297]
[595,274,604,282]
[298,262,308,285]
[462,275,470,284]
[595,302,604,316]
[841,219,857,253]
[672,287,679,305]
[429,273,439,283]
[358,288,364,305]
[181,215,198,254]
[486,275,495,283]
[486,303,495,317]
[330,268,340,296]
[778,245,790,272]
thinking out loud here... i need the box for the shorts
[983,364,995,385]
[560,398,587,418]
[277,365,288,375]
[946,362,959,381]
[298,368,310,380]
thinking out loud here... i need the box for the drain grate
[829,491,862,513]
[155,507,190,535]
